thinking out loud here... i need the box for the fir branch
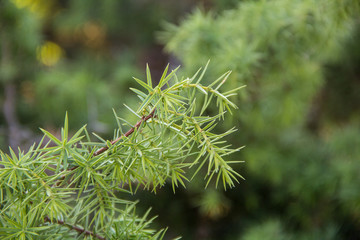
[44,217,105,240]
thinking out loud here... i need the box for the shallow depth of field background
[1,0,360,239]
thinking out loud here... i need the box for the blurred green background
[1,0,360,239]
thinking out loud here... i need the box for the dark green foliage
[160,0,360,238]
[0,1,41,83]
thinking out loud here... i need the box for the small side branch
[44,217,105,240]
[93,108,156,156]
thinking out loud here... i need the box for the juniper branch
[0,64,243,239]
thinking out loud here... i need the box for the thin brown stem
[44,217,105,240]
[93,108,156,156]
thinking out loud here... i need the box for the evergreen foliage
[1,0,360,239]
[0,66,243,239]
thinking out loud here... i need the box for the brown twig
[44,217,105,240]
[53,165,78,187]
[93,108,156,156]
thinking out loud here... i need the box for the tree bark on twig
[44,217,105,240]
[93,108,156,156]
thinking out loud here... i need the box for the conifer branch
[0,64,242,239]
